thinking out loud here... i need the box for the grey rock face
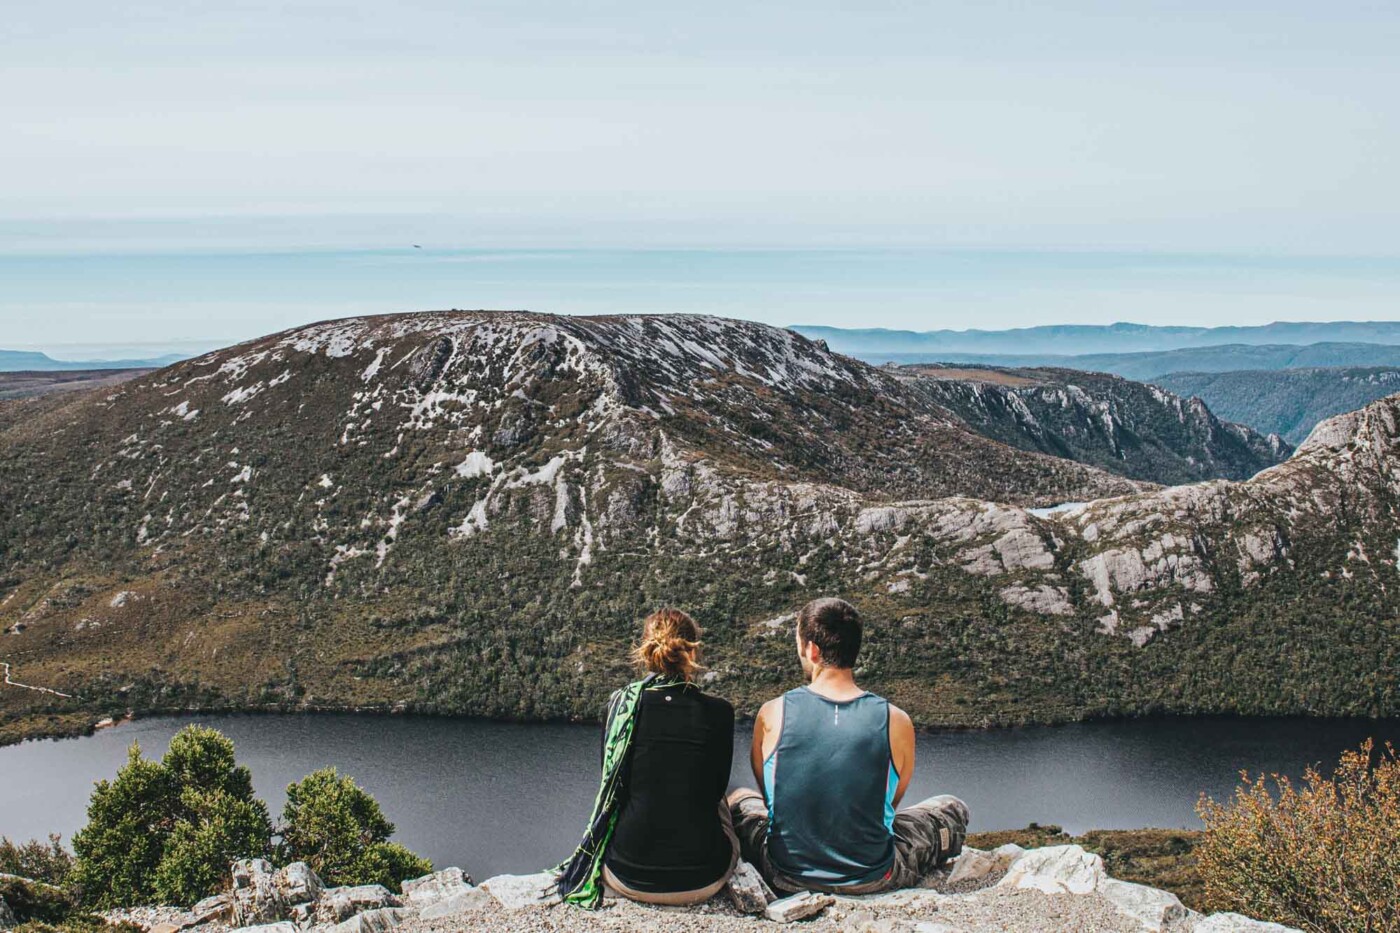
[725,860,774,914]
[0,894,16,929]
[230,858,285,927]
[400,868,472,908]
[1100,877,1189,931]
[996,844,1106,895]
[1194,914,1302,933]
[479,872,561,910]
[314,885,401,925]
[272,862,324,906]
[764,891,834,923]
[324,907,411,933]
[228,923,298,933]
[946,847,997,885]
[418,887,493,921]
[192,892,233,919]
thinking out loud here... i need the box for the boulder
[991,843,1026,866]
[1100,878,1189,931]
[0,895,16,929]
[764,891,834,923]
[191,892,233,922]
[996,844,1105,895]
[1194,914,1302,933]
[914,925,971,933]
[325,907,411,933]
[419,887,493,921]
[229,924,298,933]
[314,885,401,924]
[231,859,285,927]
[272,862,323,906]
[946,847,997,885]
[478,872,561,910]
[725,860,774,914]
[401,868,472,908]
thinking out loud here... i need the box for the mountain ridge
[1,310,1397,744]
[0,348,186,372]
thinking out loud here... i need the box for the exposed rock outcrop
[183,844,1304,933]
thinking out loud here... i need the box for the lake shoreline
[5,709,1395,884]
[8,697,1400,751]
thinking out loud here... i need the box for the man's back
[763,686,896,887]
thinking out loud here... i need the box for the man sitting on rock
[728,597,970,894]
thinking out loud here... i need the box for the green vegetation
[71,726,272,908]
[1156,366,1400,443]
[279,769,432,889]
[1197,740,1400,931]
[0,836,73,886]
[60,725,428,909]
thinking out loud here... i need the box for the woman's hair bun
[634,608,703,679]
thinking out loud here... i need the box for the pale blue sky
[4,1,1400,349]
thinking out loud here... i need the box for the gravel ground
[399,885,1188,933]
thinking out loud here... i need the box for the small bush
[150,788,275,907]
[278,768,431,888]
[0,835,73,886]
[0,876,78,925]
[1197,739,1400,932]
[70,727,272,908]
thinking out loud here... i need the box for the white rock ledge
[108,844,1301,933]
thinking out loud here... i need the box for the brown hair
[797,597,863,669]
[633,608,703,680]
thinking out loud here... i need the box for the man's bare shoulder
[756,696,784,723]
[888,703,914,732]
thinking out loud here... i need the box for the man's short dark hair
[797,598,862,669]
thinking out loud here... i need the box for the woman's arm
[710,700,735,801]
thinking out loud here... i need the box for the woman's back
[605,682,735,893]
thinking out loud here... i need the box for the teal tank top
[763,687,897,886]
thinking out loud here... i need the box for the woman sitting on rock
[557,608,738,908]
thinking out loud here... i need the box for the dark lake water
[2,713,1397,880]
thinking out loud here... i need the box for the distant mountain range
[791,321,1400,357]
[0,348,186,372]
[852,343,1400,380]
[790,322,1400,446]
[1155,367,1400,445]
[2,311,1397,745]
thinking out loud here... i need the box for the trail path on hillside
[0,661,76,698]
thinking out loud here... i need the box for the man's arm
[889,704,916,808]
[751,698,782,791]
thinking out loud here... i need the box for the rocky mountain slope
[1,311,1398,741]
[894,365,1289,485]
[1156,366,1400,444]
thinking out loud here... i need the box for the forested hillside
[1156,367,1400,444]
[2,312,1397,744]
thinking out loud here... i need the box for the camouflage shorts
[728,790,969,894]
